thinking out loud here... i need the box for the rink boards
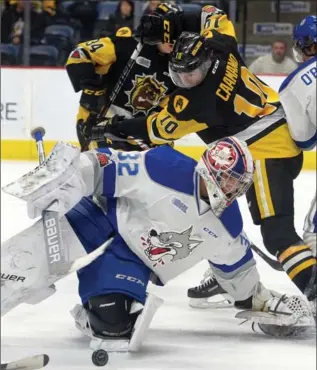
[1,67,315,170]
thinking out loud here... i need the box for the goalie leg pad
[1,216,86,316]
[235,284,315,337]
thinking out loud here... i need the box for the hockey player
[65,25,175,151]
[86,3,316,307]
[2,138,313,350]
[278,16,317,296]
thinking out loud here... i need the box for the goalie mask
[169,32,213,89]
[196,137,254,217]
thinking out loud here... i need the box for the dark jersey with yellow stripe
[148,30,281,142]
[118,10,300,159]
[66,27,174,118]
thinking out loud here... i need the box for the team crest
[96,152,113,168]
[140,226,203,267]
[125,73,168,115]
[173,95,189,113]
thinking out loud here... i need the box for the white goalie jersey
[279,56,317,150]
[91,146,256,299]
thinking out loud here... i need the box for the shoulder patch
[116,27,132,38]
[173,95,189,113]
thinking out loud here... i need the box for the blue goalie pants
[66,197,151,305]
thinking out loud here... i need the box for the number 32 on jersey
[118,152,140,176]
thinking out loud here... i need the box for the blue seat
[29,45,59,66]
[97,1,117,20]
[0,44,19,65]
[44,24,75,50]
[179,3,202,13]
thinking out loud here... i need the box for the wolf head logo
[141,226,202,264]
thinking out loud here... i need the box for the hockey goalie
[1,137,315,352]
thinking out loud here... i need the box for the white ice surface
[1,161,316,370]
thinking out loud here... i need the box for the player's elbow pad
[66,62,97,93]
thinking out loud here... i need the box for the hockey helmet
[196,137,254,217]
[293,15,317,62]
[169,32,213,89]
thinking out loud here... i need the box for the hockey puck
[92,349,109,367]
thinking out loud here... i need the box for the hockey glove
[134,3,183,45]
[79,76,106,113]
[77,112,99,152]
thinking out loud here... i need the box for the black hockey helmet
[169,32,213,89]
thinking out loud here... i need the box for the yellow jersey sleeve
[66,37,117,75]
[146,106,208,145]
[200,6,236,40]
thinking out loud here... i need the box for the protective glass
[169,59,212,89]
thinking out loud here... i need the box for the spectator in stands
[249,40,298,74]
[104,0,134,35]
[142,0,162,15]
[68,1,98,41]
[1,0,48,45]
[42,0,56,17]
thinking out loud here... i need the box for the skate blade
[189,294,234,309]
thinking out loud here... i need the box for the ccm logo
[116,274,145,287]
[163,20,170,43]
[45,217,61,264]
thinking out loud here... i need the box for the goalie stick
[30,127,114,275]
[30,127,65,278]
[1,354,49,370]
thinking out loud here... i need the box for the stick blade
[1,354,49,369]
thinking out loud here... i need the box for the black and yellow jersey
[66,27,174,119]
[117,9,300,159]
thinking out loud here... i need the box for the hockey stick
[250,243,283,271]
[30,127,65,277]
[30,127,114,275]
[1,354,49,369]
[83,42,144,151]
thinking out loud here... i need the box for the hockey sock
[278,244,316,293]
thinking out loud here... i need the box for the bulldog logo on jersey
[141,226,202,267]
[125,73,168,115]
